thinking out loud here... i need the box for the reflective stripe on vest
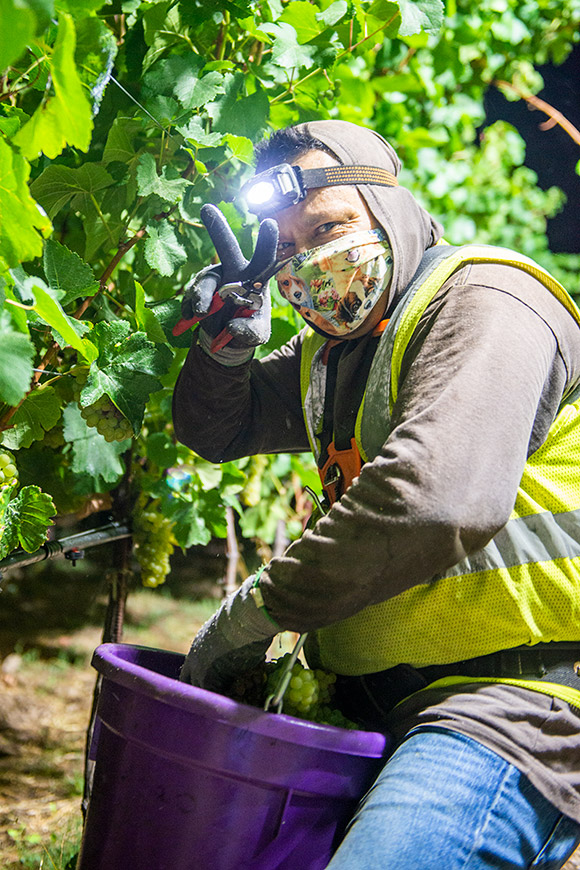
[300,245,580,707]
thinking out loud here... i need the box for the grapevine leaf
[206,74,269,138]
[279,1,321,43]
[44,240,99,307]
[30,163,114,220]
[10,265,49,304]
[56,0,112,14]
[75,16,118,114]
[175,117,222,147]
[0,139,52,267]
[0,386,62,450]
[142,54,204,98]
[235,15,274,43]
[166,500,212,548]
[62,402,127,488]
[196,461,223,491]
[316,0,348,27]
[3,283,30,333]
[0,114,22,138]
[144,220,187,277]
[151,298,192,348]
[0,0,36,73]
[141,3,184,72]
[223,134,254,165]
[81,321,172,432]
[145,431,178,468]
[259,22,316,69]
[30,283,97,361]
[13,14,94,160]
[26,0,54,28]
[0,314,35,406]
[144,94,179,125]
[220,461,246,497]
[364,0,402,33]
[239,498,286,542]
[0,485,55,557]
[178,0,252,26]
[103,118,141,164]
[136,154,189,204]
[175,70,226,110]
[133,280,167,343]
[0,484,14,552]
[82,185,127,261]
[197,490,229,538]
[396,0,444,36]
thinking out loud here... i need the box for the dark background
[484,43,580,253]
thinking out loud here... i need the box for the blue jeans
[326,727,580,870]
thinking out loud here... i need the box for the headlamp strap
[299,164,398,192]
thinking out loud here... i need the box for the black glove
[174,204,279,355]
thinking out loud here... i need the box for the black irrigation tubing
[0,522,132,578]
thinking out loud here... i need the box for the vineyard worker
[173,120,580,869]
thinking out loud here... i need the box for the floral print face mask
[275,228,393,337]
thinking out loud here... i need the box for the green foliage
[0,0,578,562]
[0,138,52,266]
[0,483,55,558]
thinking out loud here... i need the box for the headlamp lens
[245,179,276,207]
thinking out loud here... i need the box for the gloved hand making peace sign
[173,204,279,358]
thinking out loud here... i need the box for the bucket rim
[92,642,389,757]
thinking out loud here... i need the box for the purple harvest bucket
[77,643,390,870]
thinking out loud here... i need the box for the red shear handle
[172,296,256,354]
[171,293,225,337]
[209,307,255,353]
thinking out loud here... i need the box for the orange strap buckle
[318,438,362,506]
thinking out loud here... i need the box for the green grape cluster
[133,504,176,588]
[42,426,65,449]
[71,366,133,443]
[228,664,268,709]
[241,454,268,507]
[80,395,134,442]
[228,654,358,730]
[265,655,338,717]
[0,452,18,488]
[70,365,89,402]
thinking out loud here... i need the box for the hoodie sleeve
[172,330,309,461]
[258,263,580,632]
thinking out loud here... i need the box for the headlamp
[242,162,398,215]
[242,163,304,213]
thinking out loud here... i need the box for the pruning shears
[172,204,279,353]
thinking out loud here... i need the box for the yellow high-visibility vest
[300,244,580,708]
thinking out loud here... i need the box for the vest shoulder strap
[359,244,580,462]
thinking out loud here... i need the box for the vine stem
[494,79,580,147]
[0,55,46,102]
[216,11,231,62]
[270,13,398,104]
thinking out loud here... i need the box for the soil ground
[1,544,580,869]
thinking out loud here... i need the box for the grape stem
[264,633,309,714]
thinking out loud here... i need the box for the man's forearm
[172,334,309,461]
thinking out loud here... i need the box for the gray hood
[296,120,444,306]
